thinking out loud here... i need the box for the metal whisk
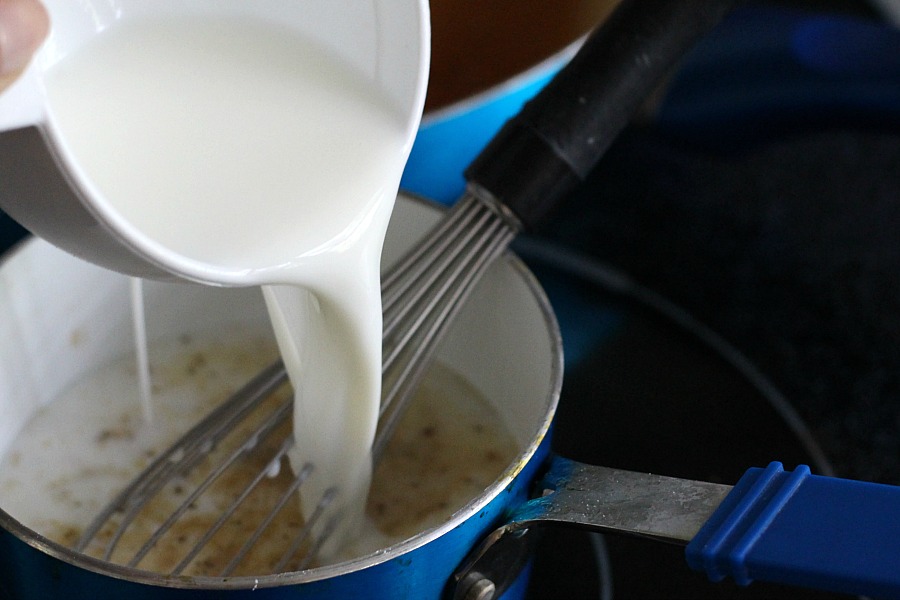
[378,192,518,456]
[73,0,733,577]
[73,191,519,575]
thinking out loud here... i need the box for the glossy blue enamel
[687,462,900,599]
[401,60,566,205]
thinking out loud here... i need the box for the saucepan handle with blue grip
[453,458,900,599]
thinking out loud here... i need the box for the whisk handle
[464,0,735,231]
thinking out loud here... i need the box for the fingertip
[0,0,50,77]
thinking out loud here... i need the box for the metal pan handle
[453,457,900,600]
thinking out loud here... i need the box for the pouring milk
[42,16,414,553]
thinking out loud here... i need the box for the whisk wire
[270,486,337,574]
[382,199,484,318]
[380,194,485,298]
[375,201,516,456]
[383,207,497,345]
[171,435,294,575]
[219,462,317,577]
[74,362,289,555]
[129,395,294,568]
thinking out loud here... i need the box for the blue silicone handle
[686,462,900,598]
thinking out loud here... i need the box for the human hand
[0,0,49,93]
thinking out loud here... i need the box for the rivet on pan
[463,577,496,600]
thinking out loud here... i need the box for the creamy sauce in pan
[0,331,516,575]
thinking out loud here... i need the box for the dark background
[519,1,900,597]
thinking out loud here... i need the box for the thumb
[0,0,49,78]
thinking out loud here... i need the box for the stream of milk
[44,16,411,554]
[129,278,153,423]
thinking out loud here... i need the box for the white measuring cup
[0,0,429,284]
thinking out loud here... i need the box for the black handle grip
[464,0,735,230]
